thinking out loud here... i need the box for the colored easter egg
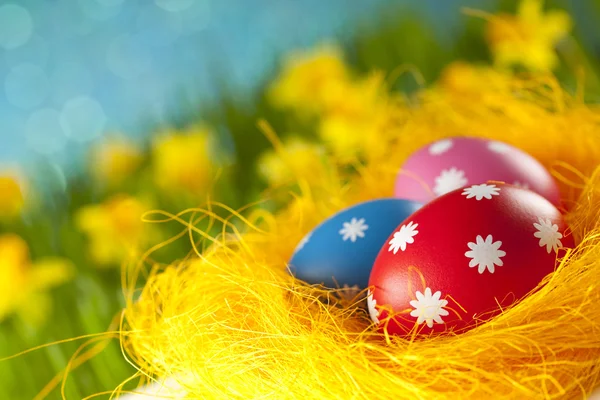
[394,137,561,206]
[368,183,574,336]
[289,198,422,290]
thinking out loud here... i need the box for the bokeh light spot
[0,112,26,162]
[4,34,50,68]
[137,5,182,47]
[106,35,152,79]
[25,108,67,154]
[78,0,122,21]
[155,0,195,13]
[50,62,93,105]
[0,4,34,50]
[5,64,50,109]
[179,1,211,34]
[60,96,107,142]
[94,0,125,6]
[56,0,95,36]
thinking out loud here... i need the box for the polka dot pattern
[4,64,49,109]
[60,96,107,142]
[0,4,33,50]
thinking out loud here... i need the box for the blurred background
[1,0,600,398]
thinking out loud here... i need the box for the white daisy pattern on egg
[409,287,449,328]
[462,183,501,201]
[533,217,563,254]
[512,181,530,190]
[367,290,380,324]
[433,167,468,196]
[465,234,506,274]
[428,139,454,156]
[294,232,312,253]
[487,141,512,154]
[388,221,419,254]
[339,218,368,242]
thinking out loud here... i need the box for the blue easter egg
[289,198,422,290]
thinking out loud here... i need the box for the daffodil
[0,234,73,325]
[0,170,26,219]
[152,127,214,198]
[435,62,517,106]
[268,44,350,115]
[258,137,327,187]
[486,0,571,71]
[89,136,144,187]
[438,62,514,94]
[269,45,401,163]
[431,61,545,123]
[76,194,154,267]
[318,72,397,163]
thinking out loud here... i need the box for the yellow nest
[121,72,600,399]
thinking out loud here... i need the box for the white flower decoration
[429,139,453,155]
[462,183,501,201]
[487,141,512,154]
[512,181,530,190]
[433,167,468,196]
[533,217,563,254]
[409,287,449,328]
[465,234,506,274]
[367,290,380,324]
[388,221,419,254]
[294,232,311,253]
[339,217,368,242]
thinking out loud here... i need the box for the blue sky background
[0,0,596,175]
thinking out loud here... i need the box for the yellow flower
[438,62,514,94]
[269,45,401,163]
[0,170,26,219]
[76,194,153,267]
[318,72,396,163]
[0,234,73,325]
[89,136,143,187]
[486,0,571,71]
[432,62,546,123]
[152,128,214,197]
[258,137,326,187]
[269,44,350,115]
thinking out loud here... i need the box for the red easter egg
[368,182,574,336]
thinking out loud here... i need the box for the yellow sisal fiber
[120,71,600,399]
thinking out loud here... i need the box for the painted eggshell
[368,183,574,336]
[394,137,561,206]
[289,198,422,290]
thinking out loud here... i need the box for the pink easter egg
[394,137,561,206]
